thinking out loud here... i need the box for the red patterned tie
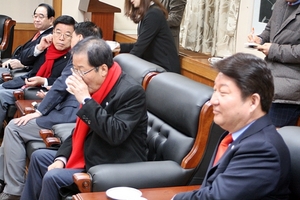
[213,133,233,166]
[31,31,41,41]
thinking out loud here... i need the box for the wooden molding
[53,0,62,17]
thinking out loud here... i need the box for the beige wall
[0,0,52,23]
[236,0,265,58]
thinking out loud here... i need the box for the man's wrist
[82,97,92,105]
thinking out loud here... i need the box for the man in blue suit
[0,21,102,200]
[173,53,291,200]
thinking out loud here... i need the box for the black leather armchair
[0,15,16,60]
[113,53,166,89]
[72,72,224,193]
[25,53,167,158]
[277,126,300,200]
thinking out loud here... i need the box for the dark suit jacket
[36,58,79,129]
[13,28,53,60]
[56,72,148,171]
[174,115,291,200]
[160,0,186,51]
[2,43,70,89]
[120,4,180,73]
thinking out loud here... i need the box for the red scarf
[66,62,122,169]
[36,43,70,78]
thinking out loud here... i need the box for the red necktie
[32,32,41,41]
[213,133,233,165]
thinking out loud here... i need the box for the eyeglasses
[72,67,96,77]
[53,29,72,40]
[32,13,46,20]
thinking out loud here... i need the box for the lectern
[79,0,121,40]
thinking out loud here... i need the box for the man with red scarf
[0,15,75,134]
[20,37,148,200]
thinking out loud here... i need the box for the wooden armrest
[13,90,25,100]
[39,129,61,147]
[39,129,54,140]
[2,74,13,82]
[44,137,61,147]
[73,173,92,193]
[24,106,35,115]
[2,72,11,78]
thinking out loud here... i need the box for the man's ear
[250,93,261,111]
[99,64,108,77]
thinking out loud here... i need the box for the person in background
[0,21,102,200]
[116,0,180,73]
[160,0,186,52]
[20,37,148,200]
[0,15,75,133]
[173,53,291,200]
[0,3,55,82]
[248,0,300,127]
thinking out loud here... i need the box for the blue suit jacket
[174,115,291,200]
[36,58,79,129]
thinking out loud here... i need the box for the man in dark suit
[0,3,55,80]
[0,15,75,133]
[173,53,291,200]
[20,37,148,200]
[160,0,186,52]
[0,15,77,200]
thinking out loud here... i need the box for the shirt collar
[287,0,300,6]
[231,121,255,141]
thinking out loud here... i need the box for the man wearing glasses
[0,3,54,80]
[0,21,102,200]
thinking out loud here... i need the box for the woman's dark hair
[72,36,113,69]
[214,53,274,113]
[124,0,168,23]
[53,15,76,29]
[34,3,55,18]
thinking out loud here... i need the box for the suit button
[87,120,91,124]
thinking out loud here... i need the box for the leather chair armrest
[73,173,92,193]
[13,90,24,100]
[77,161,193,192]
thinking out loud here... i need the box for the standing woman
[118,0,180,73]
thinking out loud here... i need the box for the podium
[79,0,121,40]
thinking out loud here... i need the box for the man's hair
[74,21,103,39]
[34,3,55,18]
[53,15,76,29]
[72,36,113,69]
[124,0,168,23]
[214,53,274,113]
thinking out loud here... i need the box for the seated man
[0,21,102,200]
[173,53,291,199]
[20,37,148,200]
[0,3,54,81]
[0,15,76,131]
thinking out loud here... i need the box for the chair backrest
[0,15,16,59]
[277,126,300,200]
[114,53,166,89]
[145,72,214,171]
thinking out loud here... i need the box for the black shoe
[0,180,4,193]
